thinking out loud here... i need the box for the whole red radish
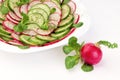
[81,43,102,65]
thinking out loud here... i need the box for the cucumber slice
[8,0,19,11]
[20,35,36,45]
[1,36,13,42]
[31,3,50,15]
[0,12,5,20]
[59,14,74,27]
[28,13,45,27]
[61,4,70,20]
[55,22,73,33]
[36,35,56,42]
[51,29,70,38]
[28,8,48,21]
[0,25,11,34]
[51,0,61,9]
[0,32,11,38]
[29,37,46,45]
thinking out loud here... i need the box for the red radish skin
[49,20,59,27]
[11,33,20,41]
[28,0,41,10]
[6,14,19,24]
[74,14,80,24]
[22,29,37,36]
[81,43,103,65]
[20,4,28,14]
[68,1,76,14]
[8,12,21,21]
[3,20,16,30]
[8,40,23,46]
[0,38,6,43]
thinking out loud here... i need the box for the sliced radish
[3,20,16,30]
[28,0,41,10]
[8,40,23,46]
[36,24,55,36]
[14,7,22,18]
[8,12,21,21]
[49,13,61,22]
[68,1,76,14]
[44,2,61,15]
[11,33,20,40]
[6,14,19,24]
[20,4,28,14]
[0,38,6,43]
[22,29,37,36]
[49,20,59,26]
[74,14,80,24]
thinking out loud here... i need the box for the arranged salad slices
[0,0,83,49]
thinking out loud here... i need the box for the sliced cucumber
[1,36,13,42]
[59,14,74,27]
[20,35,36,45]
[31,3,50,15]
[0,19,3,24]
[29,37,46,45]
[36,35,56,42]
[51,0,61,9]
[0,11,5,20]
[55,22,73,33]
[0,25,11,34]
[28,8,48,21]
[51,29,70,39]
[28,13,45,27]
[0,32,11,38]
[27,23,39,31]
[8,0,19,11]
[61,4,70,20]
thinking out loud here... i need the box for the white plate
[0,0,90,53]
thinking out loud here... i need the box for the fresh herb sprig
[0,3,9,15]
[63,37,118,72]
[14,13,29,32]
[16,0,30,6]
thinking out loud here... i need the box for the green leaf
[68,36,77,46]
[62,0,70,4]
[18,45,30,49]
[97,40,118,49]
[41,22,49,30]
[50,8,56,14]
[81,63,94,72]
[0,5,9,15]
[63,45,74,55]
[21,13,29,24]
[16,0,30,6]
[73,22,84,28]
[65,56,79,69]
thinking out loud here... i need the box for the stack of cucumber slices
[0,0,81,48]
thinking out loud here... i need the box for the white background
[0,0,120,80]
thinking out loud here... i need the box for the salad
[0,0,82,49]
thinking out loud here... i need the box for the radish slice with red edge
[49,20,59,27]
[28,0,41,10]
[8,12,21,21]
[3,20,16,30]
[20,4,28,14]
[68,1,76,14]
[49,13,61,22]
[22,29,37,36]
[74,14,80,24]
[14,7,22,18]
[8,40,23,46]
[6,14,19,24]
[11,33,20,40]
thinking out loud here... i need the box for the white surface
[0,0,120,80]
[0,1,90,53]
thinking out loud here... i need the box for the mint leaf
[68,36,77,46]
[73,22,83,28]
[81,63,94,72]
[65,56,79,69]
[18,45,30,49]
[0,4,9,15]
[21,13,29,24]
[50,8,56,14]
[41,22,49,30]
[62,0,70,4]
[16,0,30,6]
[63,45,74,55]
